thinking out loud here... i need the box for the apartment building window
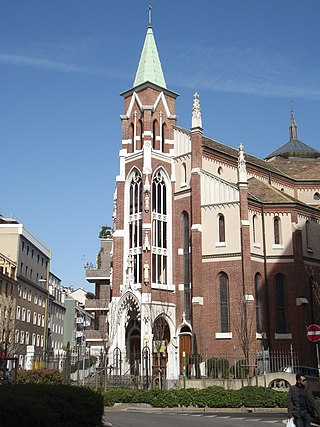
[22,241,25,251]
[15,330,19,343]
[20,262,23,273]
[39,296,42,307]
[31,249,34,259]
[37,254,40,263]
[34,293,38,304]
[37,314,41,326]
[27,310,31,323]
[22,308,26,322]
[33,312,37,325]
[32,333,36,346]
[41,315,44,327]
[41,335,44,347]
[27,245,29,255]
[28,290,32,302]
[36,334,40,347]
[20,330,25,345]
[16,306,21,320]
[25,331,29,345]
[18,284,22,297]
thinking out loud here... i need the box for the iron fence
[2,346,317,389]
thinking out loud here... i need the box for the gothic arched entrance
[152,316,170,388]
[126,318,141,376]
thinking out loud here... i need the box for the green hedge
[103,386,288,408]
[0,384,104,427]
[16,369,64,385]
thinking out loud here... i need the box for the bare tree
[232,290,256,375]
[305,266,320,323]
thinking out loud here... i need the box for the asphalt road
[103,410,288,427]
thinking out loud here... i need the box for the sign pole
[316,342,320,381]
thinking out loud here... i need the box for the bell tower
[109,12,179,383]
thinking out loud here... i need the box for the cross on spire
[147,5,152,27]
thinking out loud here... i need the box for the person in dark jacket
[288,373,320,426]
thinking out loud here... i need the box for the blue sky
[1,0,320,290]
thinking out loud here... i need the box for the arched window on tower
[275,274,287,333]
[152,170,167,286]
[273,216,281,245]
[129,170,143,284]
[182,211,191,320]
[254,273,262,333]
[152,120,159,150]
[219,272,229,332]
[161,123,166,152]
[218,214,225,243]
[129,123,135,152]
[137,119,143,150]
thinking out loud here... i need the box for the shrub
[0,384,104,427]
[16,369,63,385]
[103,386,287,409]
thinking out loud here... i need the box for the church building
[107,19,320,386]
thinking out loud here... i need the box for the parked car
[280,365,319,379]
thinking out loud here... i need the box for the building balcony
[85,267,110,283]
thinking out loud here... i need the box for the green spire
[133,25,167,89]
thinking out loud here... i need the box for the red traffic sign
[307,324,320,343]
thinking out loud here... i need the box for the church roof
[133,25,166,89]
[266,157,320,180]
[266,139,320,160]
[265,110,320,160]
[248,177,301,204]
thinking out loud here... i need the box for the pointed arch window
[252,215,257,244]
[306,220,312,251]
[152,120,159,150]
[161,123,166,152]
[254,273,262,333]
[273,216,281,245]
[152,170,167,286]
[130,123,135,152]
[181,162,187,187]
[219,272,229,332]
[182,211,191,320]
[218,214,225,243]
[129,170,143,284]
[275,274,287,333]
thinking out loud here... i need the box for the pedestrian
[288,373,320,426]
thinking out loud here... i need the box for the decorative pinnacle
[192,91,202,129]
[289,107,298,140]
[238,143,247,184]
